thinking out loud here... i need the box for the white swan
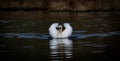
[49,23,73,38]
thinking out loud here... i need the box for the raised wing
[62,23,73,38]
[49,23,58,38]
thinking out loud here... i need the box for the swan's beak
[57,25,62,33]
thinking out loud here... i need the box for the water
[0,11,120,61]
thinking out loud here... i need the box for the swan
[49,23,73,38]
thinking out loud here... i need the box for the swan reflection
[49,38,73,61]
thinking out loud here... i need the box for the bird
[49,23,73,38]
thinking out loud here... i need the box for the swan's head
[56,25,62,33]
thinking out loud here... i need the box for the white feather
[49,23,58,38]
[62,23,73,38]
[49,23,73,38]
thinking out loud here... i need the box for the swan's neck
[57,31,62,38]
[57,25,63,38]
[58,29,62,33]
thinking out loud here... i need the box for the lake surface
[0,11,120,61]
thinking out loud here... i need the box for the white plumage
[49,23,73,38]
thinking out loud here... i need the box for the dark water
[0,11,120,61]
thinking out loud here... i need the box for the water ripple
[72,31,120,39]
[0,20,10,23]
[0,31,120,39]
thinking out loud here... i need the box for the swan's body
[49,23,73,38]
